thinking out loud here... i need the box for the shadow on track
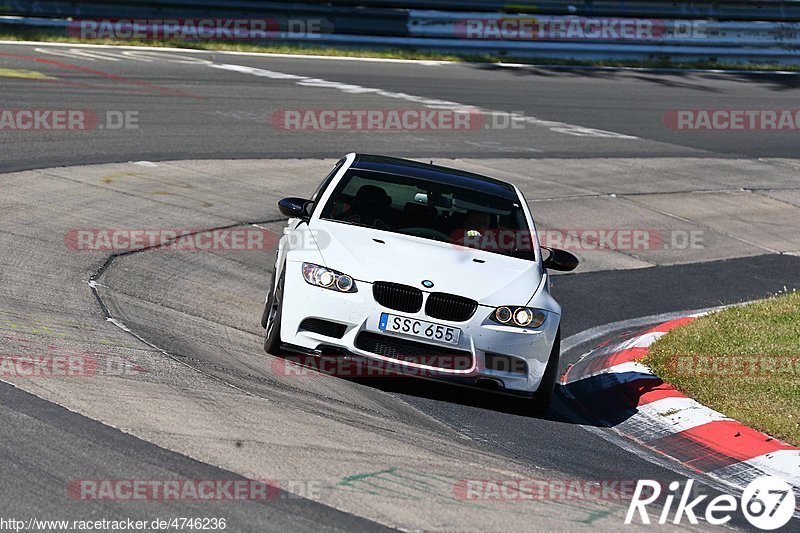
[468,62,800,92]
[351,375,570,422]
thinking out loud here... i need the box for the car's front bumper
[278,261,560,394]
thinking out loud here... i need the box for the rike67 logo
[625,476,796,530]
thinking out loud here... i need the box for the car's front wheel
[260,266,276,329]
[529,328,561,414]
[263,266,285,355]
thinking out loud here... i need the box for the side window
[311,158,345,202]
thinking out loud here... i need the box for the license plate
[378,313,461,345]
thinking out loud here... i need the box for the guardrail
[327,0,800,21]
[1,1,799,64]
[0,1,411,37]
[3,0,800,21]
[408,11,800,45]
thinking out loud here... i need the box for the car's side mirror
[278,197,311,219]
[541,247,579,272]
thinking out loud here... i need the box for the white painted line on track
[209,63,305,80]
[31,46,122,61]
[0,40,453,64]
[207,62,637,138]
[10,40,637,138]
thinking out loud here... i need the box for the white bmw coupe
[262,153,578,411]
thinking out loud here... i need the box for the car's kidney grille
[372,282,423,313]
[425,293,478,322]
[355,332,472,370]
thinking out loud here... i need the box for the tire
[529,328,561,414]
[260,267,276,329]
[263,266,285,355]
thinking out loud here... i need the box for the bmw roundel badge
[421,280,434,288]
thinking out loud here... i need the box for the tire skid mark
[85,218,284,399]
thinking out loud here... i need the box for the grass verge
[644,291,800,446]
[1,29,799,72]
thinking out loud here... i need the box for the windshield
[320,169,535,260]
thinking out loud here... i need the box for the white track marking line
[1,39,453,64]
[208,63,305,80]
[33,46,121,61]
[20,42,639,138]
[26,46,638,137]
[34,47,167,63]
[209,62,638,138]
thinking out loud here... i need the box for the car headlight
[490,306,546,328]
[302,263,357,293]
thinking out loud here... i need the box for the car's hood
[309,219,542,306]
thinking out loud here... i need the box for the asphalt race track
[3,42,800,173]
[1,42,799,531]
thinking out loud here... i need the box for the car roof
[351,154,519,201]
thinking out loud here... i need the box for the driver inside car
[464,210,492,237]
